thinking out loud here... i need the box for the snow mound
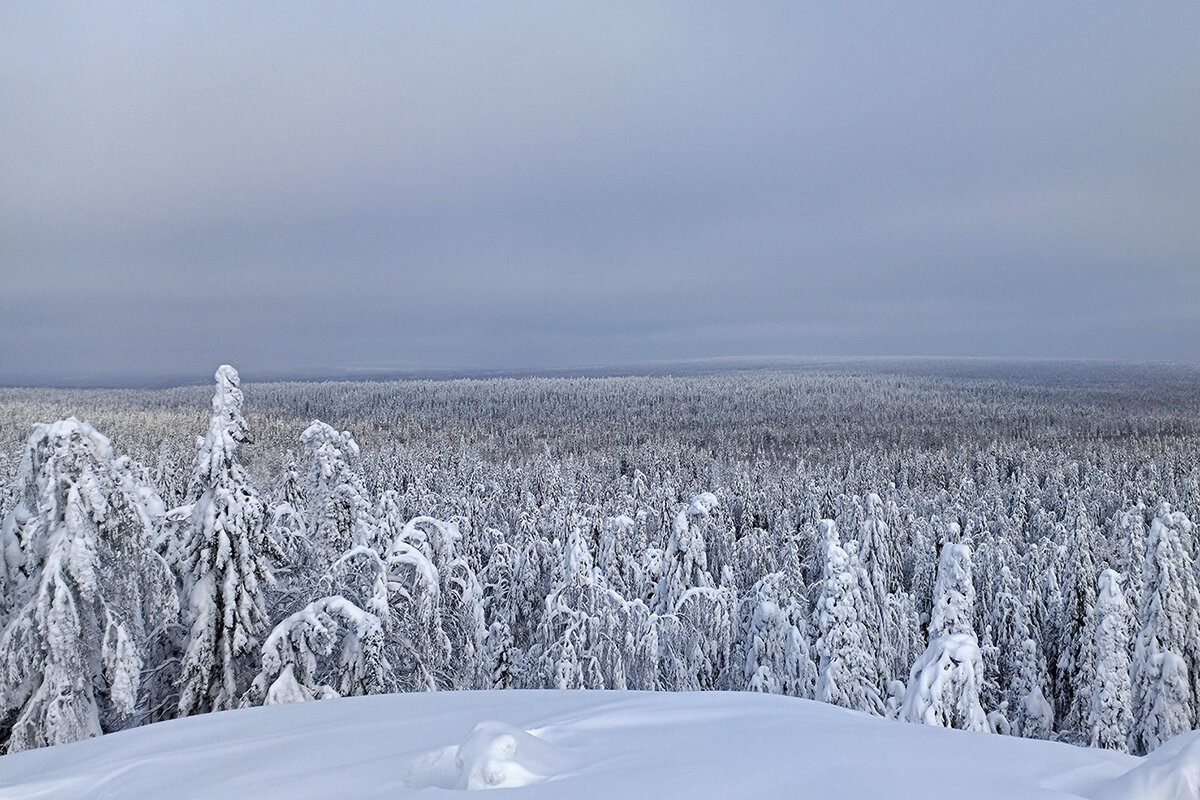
[1091,729,1200,800]
[406,720,577,791]
[0,690,1146,799]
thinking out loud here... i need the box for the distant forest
[2,361,1199,755]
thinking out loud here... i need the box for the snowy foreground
[3,691,1199,799]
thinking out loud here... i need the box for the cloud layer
[3,3,1198,385]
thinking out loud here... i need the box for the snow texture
[1,689,1187,799]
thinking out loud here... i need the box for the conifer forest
[2,360,1199,757]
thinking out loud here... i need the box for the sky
[2,3,1198,386]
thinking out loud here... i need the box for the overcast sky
[2,3,1198,385]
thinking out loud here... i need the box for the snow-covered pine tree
[0,419,177,752]
[177,366,276,717]
[1089,569,1133,751]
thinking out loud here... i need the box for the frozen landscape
[2,361,1200,796]
[3,4,1199,796]
[4,688,1199,799]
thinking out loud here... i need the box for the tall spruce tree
[1089,569,1133,751]
[814,521,882,714]
[1131,502,1200,754]
[177,366,276,716]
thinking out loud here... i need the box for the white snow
[1092,728,1200,800]
[407,720,578,790]
[2,689,1192,799]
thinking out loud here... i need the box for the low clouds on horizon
[2,3,1198,385]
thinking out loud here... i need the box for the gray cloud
[2,3,1198,385]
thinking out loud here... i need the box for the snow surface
[1,689,1194,799]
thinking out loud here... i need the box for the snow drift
[3,689,1196,799]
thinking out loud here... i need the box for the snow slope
[1,690,1196,799]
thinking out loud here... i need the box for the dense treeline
[1,362,1199,755]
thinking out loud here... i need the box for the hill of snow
[2,690,1198,799]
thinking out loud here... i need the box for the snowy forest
[2,361,1199,757]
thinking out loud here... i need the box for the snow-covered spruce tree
[510,534,561,673]
[478,541,519,689]
[880,590,924,693]
[651,493,719,615]
[929,542,977,640]
[908,516,940,635]
[900,633,989,732]
[813,520,882,714]
[1131,502,1200,754]
[531,521,642,689]
[0,419,177,752]
[1132,650,1192,756]
[859,493,902,596]
[1115,504,1146,616]
[659,585,736,691]
[177,366,276,717]
[987,564,1036,718]
[1052,504,1099,738]
[739,571,817,698]
[300,421,376,570]
[1089,569,1133,751]
[1012,615,1054,739]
